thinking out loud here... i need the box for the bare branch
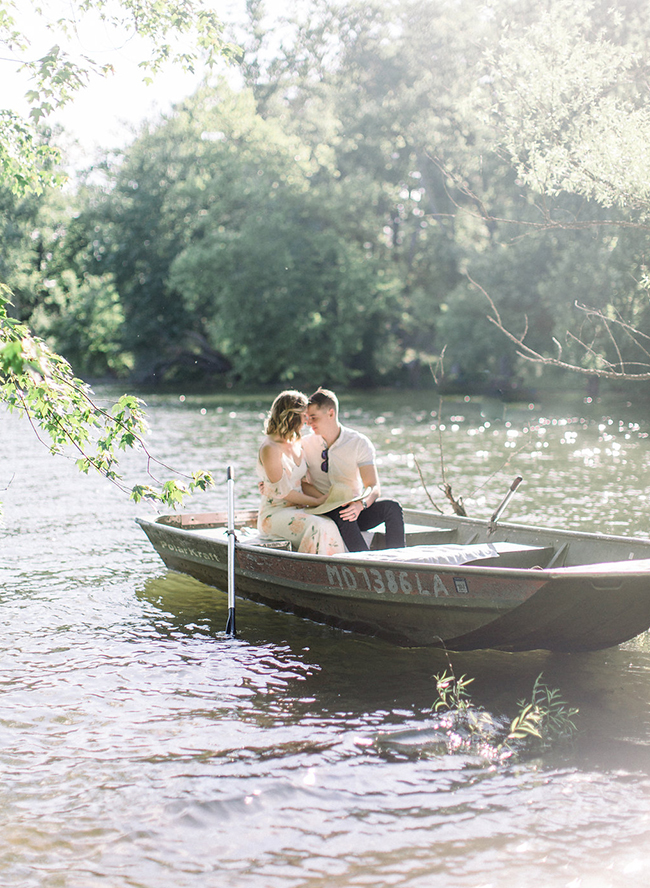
[466,273,650,380]
[413,457,444,513]
[442,482,467,517]
[577,302,650,346]
[467,438,532,500]
[426,154,650,236]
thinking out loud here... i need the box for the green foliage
[0,179,129,377]
[70,0,238,79]
[7,0,650,397]
[505,674,579,750]
[31,271,130,377]
[171,179,399,385]
[0,0,232,507]
[430,668,578,761]
[1,0,234,192]
[483,0,650,214]
[89,81,405,384]
[432,669,475,714]
[0,112,64,196]
[0,288,214,505]
[131,472,214,505]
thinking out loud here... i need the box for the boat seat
[370,522,458,549]
[545,542,570,568]
[231,528,292,550]
[340,542,501,565]
[471,542,556,569]
[197,526,293,549]
[244,538,293,550]
[343,541,556,568]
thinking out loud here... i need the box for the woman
[257,390,345,555]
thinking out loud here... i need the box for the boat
[136,506,650,652]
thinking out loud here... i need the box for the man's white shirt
[302,426,375,500]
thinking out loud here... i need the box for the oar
[225,465,237,637]
[488,475,523,532]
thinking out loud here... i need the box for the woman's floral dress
[257,441,345,555]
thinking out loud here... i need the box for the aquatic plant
[504,673,579,752]
[425,668,579,761]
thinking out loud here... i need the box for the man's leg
[324,499,406,552]
[323,507,369,551]
[358,499,405,548]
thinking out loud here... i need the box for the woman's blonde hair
[264,390,308,441]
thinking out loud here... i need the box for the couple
[257,388,405,555]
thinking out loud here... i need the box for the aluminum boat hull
[136,508,650,651]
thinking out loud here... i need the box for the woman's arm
[259,442,326,506]
[259,441,284,483]
[284,483,327,507]
[301,479,324,499]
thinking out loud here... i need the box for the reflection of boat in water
[136,507,650,652]
[136,571,224,631]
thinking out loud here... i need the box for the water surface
[2,388,650,887]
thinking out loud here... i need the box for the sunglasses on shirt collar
[321,447,329,473]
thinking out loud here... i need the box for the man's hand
[339,500,365,521]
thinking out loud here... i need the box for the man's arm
[359,464,380,504]
[338,464,380,522]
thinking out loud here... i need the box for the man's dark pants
[324,499,405,552]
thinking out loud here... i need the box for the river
[2,386,650,887]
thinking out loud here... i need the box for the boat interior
[364,522,555,568]
[156,506,650,571]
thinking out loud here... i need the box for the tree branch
[466,272,650,380]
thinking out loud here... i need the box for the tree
[234,0,477,379]
[165,85,401,385]
[87,112,206,381]
[0,178,128,377]
[88,79,400,386]
[484,0,650,216]
[0,0,233,504]
[472,0,650,381]
[1,0,234,195]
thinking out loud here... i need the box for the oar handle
[489,475,523,528]
[225,465,237,637]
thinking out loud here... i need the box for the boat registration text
[325,564,469,597]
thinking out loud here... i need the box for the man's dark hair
[308,387,339,415]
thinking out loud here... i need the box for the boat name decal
[325,564,464,597]
[157,540,223,563]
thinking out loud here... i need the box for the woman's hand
[301,480,326,505]
[283,488,325,507]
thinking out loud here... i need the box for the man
[302,388,405,552]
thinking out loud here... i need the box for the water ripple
[4,393,650,887]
